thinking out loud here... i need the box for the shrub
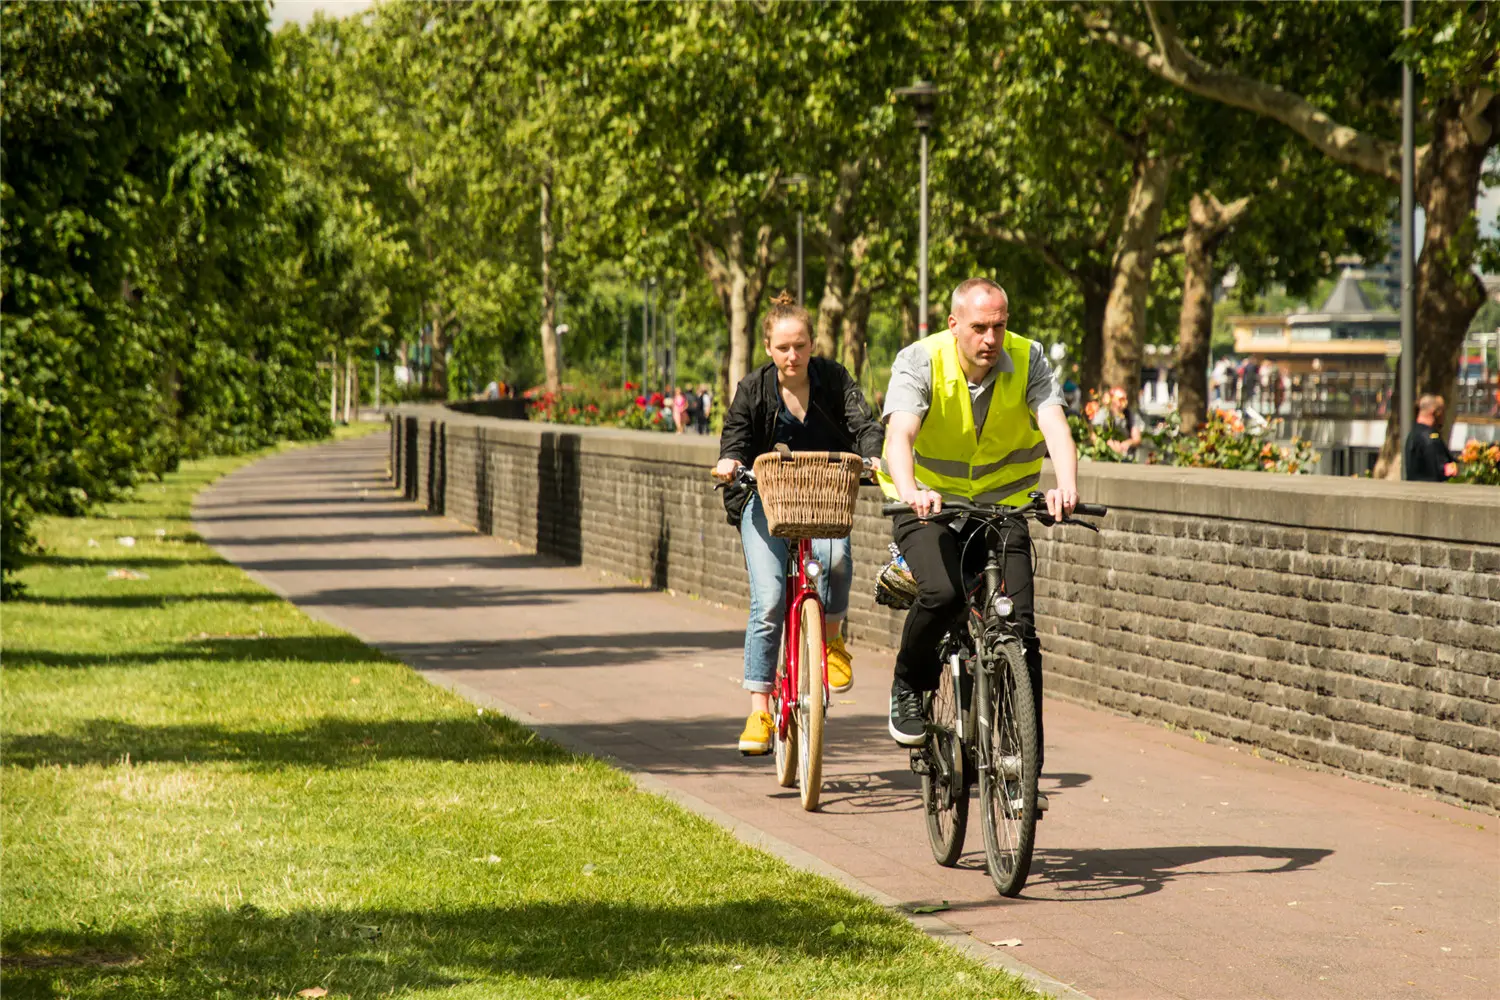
[1148,409,1317,474]
[1454,440,1500,486]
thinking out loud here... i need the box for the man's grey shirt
[882,335,1064,433]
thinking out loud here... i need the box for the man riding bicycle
[877,278,1080,808]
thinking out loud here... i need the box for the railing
[1213,374,1500,421]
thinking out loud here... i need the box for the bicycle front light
[992,594,1014,618]
[803,558,824,580]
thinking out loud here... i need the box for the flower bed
[1069,395,1316,474]
[524,383,676,433]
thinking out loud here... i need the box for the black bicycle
[880,491,1106,896]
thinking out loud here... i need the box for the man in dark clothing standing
[1403,394,1459,482]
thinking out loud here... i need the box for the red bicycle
[722,464,829,810]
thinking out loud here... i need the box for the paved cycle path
[196,435,1498,1000]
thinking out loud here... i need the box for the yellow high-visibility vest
[878,329,1046,507]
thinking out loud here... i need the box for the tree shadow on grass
[26,555,226,570]
[6,634,380,671]
[2,711,570,770]
[1,896,916,998]
[29,592,281,611]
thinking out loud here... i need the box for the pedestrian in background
[1403,395,1458,482]
[697,384,713,434]
[672,386,689,433]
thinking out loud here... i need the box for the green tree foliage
[1,1,334,596]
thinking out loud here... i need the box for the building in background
[1228,269,1398,376]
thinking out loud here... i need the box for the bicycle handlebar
[879,494,1107,524]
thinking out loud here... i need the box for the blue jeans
[739,492,851,693]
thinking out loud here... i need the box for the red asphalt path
[194,435,1500,1000]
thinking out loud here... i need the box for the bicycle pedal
[908,748,930,776]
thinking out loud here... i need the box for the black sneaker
[888,677,927,746]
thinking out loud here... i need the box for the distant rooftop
[1319,269,1375,315]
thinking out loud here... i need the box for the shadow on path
[396,631,745,670]
[1025,844,1335,901]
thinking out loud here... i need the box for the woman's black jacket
[717,357,884,525]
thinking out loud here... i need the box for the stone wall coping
[395,405,1499,545]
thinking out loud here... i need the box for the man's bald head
[950,277,1008,315]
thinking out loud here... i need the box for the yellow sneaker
[826,634,854,693]
[738,710,774,755]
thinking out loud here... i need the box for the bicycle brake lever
[1062,516,1099,533]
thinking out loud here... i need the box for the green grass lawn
[2,438,1042,1000]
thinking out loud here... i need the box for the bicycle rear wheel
[796,600,825,811]
[977,636,1038,897]
[772,641,798,788]
[922,657,968,866]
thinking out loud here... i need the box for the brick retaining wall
[390,406,1500,812]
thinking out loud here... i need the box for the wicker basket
[753,450,864,539]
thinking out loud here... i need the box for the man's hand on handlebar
[712,458,742,482]
[1044,486,1078,520]
[901,486,944,519]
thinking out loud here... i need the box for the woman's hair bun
[770,290,797,307]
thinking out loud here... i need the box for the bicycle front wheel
[796,600,825,812]
[922,658,968,866]
[977,637,1038,897]
[772,640,798,788]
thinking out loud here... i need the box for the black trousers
[892,513,1044,766]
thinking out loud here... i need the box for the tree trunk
[695,222,775,403]
[1101,155,1173,403]
[813,160,863,359]
[899,293,919,347]
[840,235,873,379]
[1078,273,1110,397]
[815,258,846,360]
[1373,102,1496,478]
[1178,192,1251,432]
[539,168,562,395]
[427,301,450,399]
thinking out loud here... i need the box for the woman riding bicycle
[712,292,884,755]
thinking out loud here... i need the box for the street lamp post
[641,278,652,392]
[896,81,939,337]
[779,174,809,305]
[1398,0,1415,477]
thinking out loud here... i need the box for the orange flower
[1460,441,1481,463]
[1487,445,1500,465]
[1084,401,1099,420]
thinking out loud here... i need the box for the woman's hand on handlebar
[712,458,743,482]
[901,487,943,519]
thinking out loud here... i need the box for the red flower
[585,404,598,413]
[624,381,636,390]
[635,395,647,407]
[649,392,665,407]
[569,407,579,416]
